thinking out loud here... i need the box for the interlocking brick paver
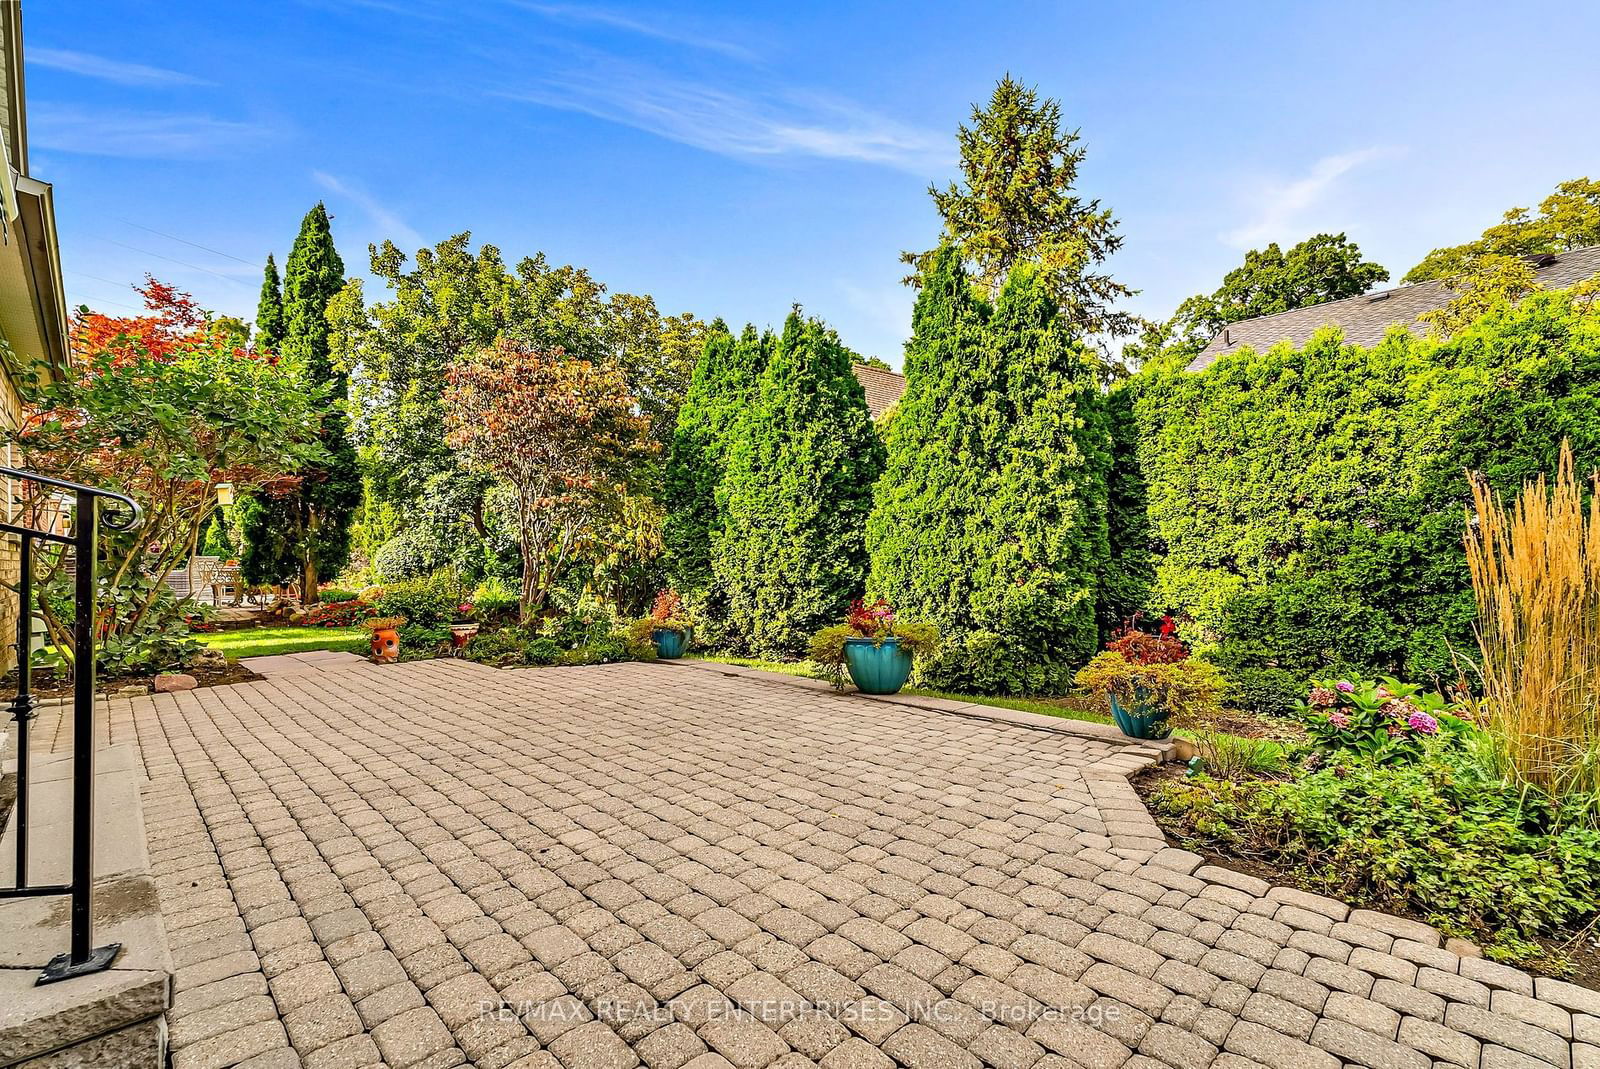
[48,657,1584,1068]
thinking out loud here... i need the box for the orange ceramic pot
[370,627,400,663]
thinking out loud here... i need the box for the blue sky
[26,1,1600,366]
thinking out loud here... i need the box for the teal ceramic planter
[844,636,913,694]
[1109,686,1170,740]
[652,627,690,659]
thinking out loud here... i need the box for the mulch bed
[1131,763,1600,989]
[0,661,264,701]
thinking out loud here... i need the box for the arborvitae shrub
[713,312,884,657]
[868,246,1113,694]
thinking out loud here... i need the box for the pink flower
[1328,711,1351,729]
[1336,681,1355,693]
[1308,686,1337,708]
[1407,711,1439,735]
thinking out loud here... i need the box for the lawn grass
[198,626,368,660]
[683,652,827,680]
[902,687,1113,725]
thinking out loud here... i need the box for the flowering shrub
[1106,615,1188,665]
[455,602,476,623]
[1297,677,1459,765]
[809,598,941,689]
[1150,749,1600,954]
[647,590,693,634]
[298,599,379,628]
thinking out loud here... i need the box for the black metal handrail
[0,466,141,985]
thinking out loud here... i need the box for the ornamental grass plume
[1465,440,1600,798]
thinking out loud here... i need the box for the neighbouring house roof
[1187,245,1600,372]
[852,363,906,419]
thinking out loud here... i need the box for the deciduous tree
[442,340,655,621]
[1123,233,1388,370]
[10,281,323,673]
[1405,177,1600,283]
[331,234,700,586]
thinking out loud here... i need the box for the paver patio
[29,655,1598,1068]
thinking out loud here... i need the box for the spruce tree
[902,76,1134,337]
[714,311,883,657]
[256,253,285,351]
[240,204,360,602]
[868,246,1112,694]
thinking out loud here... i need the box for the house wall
[0,359,20,674]
[0,15,19,676]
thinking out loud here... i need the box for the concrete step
[0,743,171,1068]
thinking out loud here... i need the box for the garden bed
[1132,761,1600,988]
[2,660,265,700]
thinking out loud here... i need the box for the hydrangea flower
[1328,710,1351,729]
[1308,686,1337,708]
[1336,681,1355,693]
[1407,710,1439,735]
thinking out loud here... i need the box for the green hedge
[1136,291,1600,712]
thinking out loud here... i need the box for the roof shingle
[1187,245,1600,371]
[852,363,906,418]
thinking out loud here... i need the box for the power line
[66,268,140,290]
[117,219,259,267]
[65,290,144,314]
[97,237,249,285]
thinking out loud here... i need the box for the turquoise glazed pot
[652,627,690,659]
[1108,686,1170,740]
[844,636,913,695]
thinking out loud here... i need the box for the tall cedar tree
[240,204,360,601]
[713,312,883,657]
[1101,382,1154,631]
[662,321,769,602]
[256,253,285,351]
[869,246,1112,694]
[902,76,1134,337]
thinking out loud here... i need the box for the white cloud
[32,47,211,87]
[312,171,423,249]
[510,2,756,61]
[29,105,277,159]
[1221,148,1386,248]
[500,66,948,174]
